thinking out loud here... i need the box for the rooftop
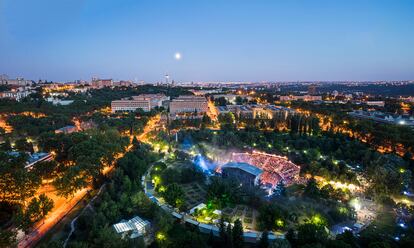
[113,216,150,236]
[222,162,263,177]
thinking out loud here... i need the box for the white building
[47,97,74,106]
[111,94,169,113]
[1,77,33,86]
[169,95,208,115]
[113,216,150,239]
[0,89,31,101]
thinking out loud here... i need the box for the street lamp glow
[175,52,182,60]
[350,198,361,211]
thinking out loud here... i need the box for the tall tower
[165,74,170,85]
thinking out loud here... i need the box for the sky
[0,0,413,82]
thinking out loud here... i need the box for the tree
[1,138,12,151]
[304,178,320,198]
[336,230,357,248]
[258,231,269,248]
[232,219,244,248]
[91,226,130,248]
[0,229,17,248]
[163,183,185,208]
[14,138,34,153]
[320,184,334,199]
[274,181,286,197]
[219,216,228,246]
[202,114,212,126]
[38,193,54,218]
[215,97,228,106]
[257,204,286,231]
[218,113,236,130]
[296,223,328,247]
[131,191,155,218]
[0,152,41,203]
[235,96,244,105]
[32,161,59,181]
[226,222,233,248]
[18,193,54,230]
[270,239,291,248]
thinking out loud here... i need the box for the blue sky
[0,0,413,82]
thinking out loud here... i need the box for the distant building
[113,216,150,239]
[111,94,169,113]
[308,84,317,95]
[169,95,208,115]
[46,97,74,106]
[190,89,222,96]
[220,162,263,187]
[216,104,294,120]
[279,95,322,101]
[1,77,33,86]
[0,90,31,101]
[349,110,414,126]
[113,80,133,87]
[365,101,385,107]
[91,78,113,88]
[216,105,253,118]
[252,105,294,119]
[55,125,78,134]
[212,94,251,104]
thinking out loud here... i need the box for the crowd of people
[231,151,301,187]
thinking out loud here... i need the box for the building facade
[111,94,169,113]
[0,89,32,101]
[279,95,322,101]
[169,95,208,115]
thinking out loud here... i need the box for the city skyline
[1,0,413,82]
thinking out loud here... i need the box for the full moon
[174,52,182,60]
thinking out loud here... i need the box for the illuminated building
[279,95,322,101]
[113,216,150,239]
[0,89,31,101]
[365,101,385,107]
[216,104,294,119]
[169,96,208,115]
[111,94,169,113]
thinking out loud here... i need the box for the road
[17,187,89,248]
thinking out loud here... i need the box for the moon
[174,52,182,60]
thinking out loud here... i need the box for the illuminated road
[18,187,89,248]
[207,99,218,122]
[137,114,161,143]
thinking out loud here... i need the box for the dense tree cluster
[39,128,129,197]
[290,101,414,157]
[59,144,160,247]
